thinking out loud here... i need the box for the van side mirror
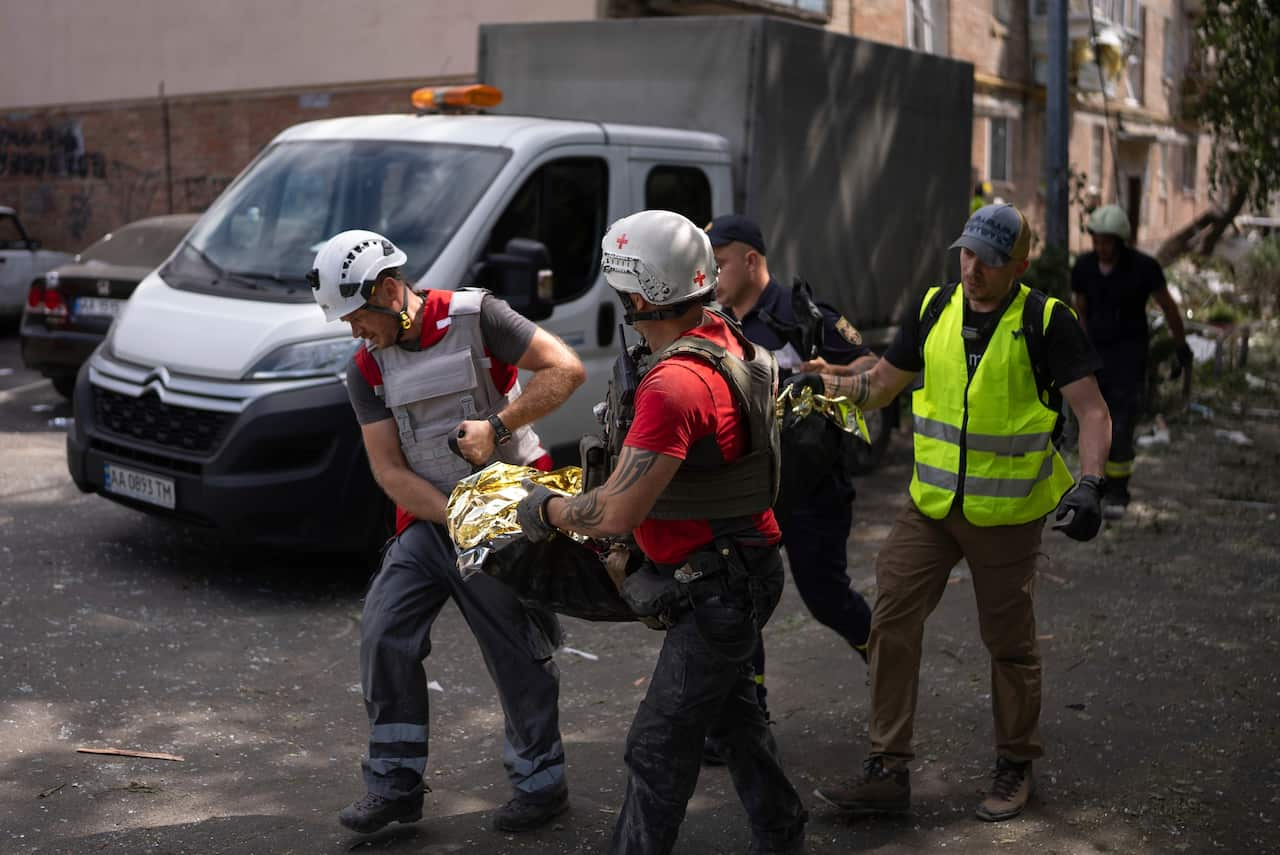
[473,237,554,321]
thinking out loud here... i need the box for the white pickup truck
[0,207,73,319]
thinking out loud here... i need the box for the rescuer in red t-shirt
[516,210,807,855]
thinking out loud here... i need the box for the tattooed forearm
[549,447,666,537]
[559,489,606,530]
[823,371,870,406]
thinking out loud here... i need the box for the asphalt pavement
[1,325,1277,855]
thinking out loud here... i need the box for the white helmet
[308,230,408,322]
[601,210,716,319]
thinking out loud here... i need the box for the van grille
[92,387,233,454]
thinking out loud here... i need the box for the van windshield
[166,140,509,301]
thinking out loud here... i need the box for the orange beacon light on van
[411,84,503,113]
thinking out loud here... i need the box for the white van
[66,92,732,550]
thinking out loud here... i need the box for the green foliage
[1022,243,1073,303]
[1189,0,1280,209]
[1236,236,1280,318]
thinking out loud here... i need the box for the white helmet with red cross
[601,210,716,308]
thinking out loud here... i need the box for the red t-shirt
[351,289,550,536]
[624,312,780,565]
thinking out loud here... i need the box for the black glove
[1171,342,1193,379]
[783,372,825,397]
[516,480,558,543]
[1052,475,1105,541]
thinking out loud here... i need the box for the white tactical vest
[370,289,545,494]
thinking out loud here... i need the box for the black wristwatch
[488,414,512,445]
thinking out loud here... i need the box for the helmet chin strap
[618,291,706,324]
[362,282,415,336]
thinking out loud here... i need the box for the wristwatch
[487,414,512,445]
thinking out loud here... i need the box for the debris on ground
[76,747,184,762]
[36,783,65,799]
[1213,428,1253,446]
[561,647,600,661]
[1137,415,1171,447]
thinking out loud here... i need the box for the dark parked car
[20,214,198,397]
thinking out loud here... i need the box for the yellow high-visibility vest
[909,284,1075,526]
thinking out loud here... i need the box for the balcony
[1029,0,1141,97]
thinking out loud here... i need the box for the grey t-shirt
[346,292,539,425]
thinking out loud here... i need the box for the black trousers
[610,545,807,855]
[749,501,873,702]
[1097,349,1146,486]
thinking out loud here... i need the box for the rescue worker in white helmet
[1071,204,1191,518]
[308,230,585,836]
[516,210,808,854]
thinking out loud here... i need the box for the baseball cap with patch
[950,204,1031,267]
[704,214,767,255]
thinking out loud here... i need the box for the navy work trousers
[359,521,566,802]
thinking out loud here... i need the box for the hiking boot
[975,758,1034,822]
[492,787,569,832]
[338,791,423,834]
[813,756,910,814]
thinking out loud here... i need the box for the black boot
[492,786,569,832]
[338,791,424,833]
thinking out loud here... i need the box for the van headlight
[246,339,359,380]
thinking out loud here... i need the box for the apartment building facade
[1,0,1209,253]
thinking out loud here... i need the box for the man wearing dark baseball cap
[811,203,1114,824]
[950,203,1032,268]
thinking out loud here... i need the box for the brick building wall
[0,81,445,253]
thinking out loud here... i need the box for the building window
[988,117,1011,183]
[907,0,948,55]
[1162,16,1176,79]
[1181,140,1197,193]
[486,157,608,305]
[1127,5,1146,104]
[645,166,712,228]
[1091,125,1105,186]
[995,0,1012,25]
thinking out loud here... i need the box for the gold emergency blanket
[776,384,872,444]
[446,462,587,550]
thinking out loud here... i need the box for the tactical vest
[909,284,1075,526]
[642,311,781,522]
[370,288,544,495]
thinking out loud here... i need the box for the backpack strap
[916,282,959,363]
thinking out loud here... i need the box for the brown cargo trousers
[868,501,1045,765]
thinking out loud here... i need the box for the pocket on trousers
[692,596,757,664]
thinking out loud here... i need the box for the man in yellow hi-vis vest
[802,205,1112,823]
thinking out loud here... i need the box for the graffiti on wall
[0,120,107,180]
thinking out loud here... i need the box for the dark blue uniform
[738,278,875,702]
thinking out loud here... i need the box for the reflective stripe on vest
[372,288,544,495]
[908,283,1075,526]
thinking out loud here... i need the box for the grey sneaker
[338,791,423,833]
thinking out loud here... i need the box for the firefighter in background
[706,214,877,758]
[308,230,585,835]
[518,210,808,855]
[1071,204,1191,517]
